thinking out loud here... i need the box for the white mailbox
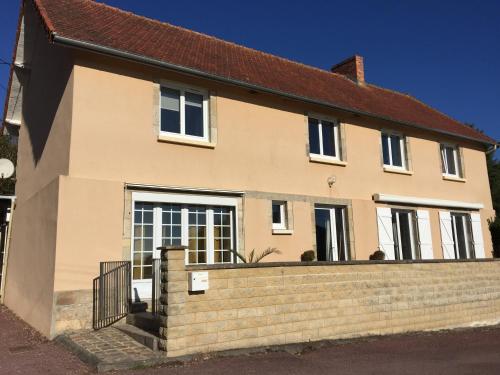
[188,271,209,292]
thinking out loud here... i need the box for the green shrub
[229,247,281,263]
[300,250,315,262]
[489,218,500,258]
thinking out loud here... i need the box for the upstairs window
[382,132,407,169]
[272,201,287,230]
[160,84,209,140]
[308,117,340,159]
[441,144,462,177]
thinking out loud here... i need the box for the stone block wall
[53,289,93,335]
[159,247,500,358]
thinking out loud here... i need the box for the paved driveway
[0,305,499,374]
[0,305,90,374]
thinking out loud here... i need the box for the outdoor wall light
[327,176,336,187]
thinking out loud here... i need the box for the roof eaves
[51,33,496,147]
[32,0,56,36]
[367,83,495,144]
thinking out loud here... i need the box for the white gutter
[486,143,498,155]
[373,193,484,210]
[3,119,21,127]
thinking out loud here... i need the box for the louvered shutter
[439,211,455,259]
[470,213,485,258]
[376,207,395,260]
[416,210,433,259]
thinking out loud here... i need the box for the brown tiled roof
[31,0,495,145]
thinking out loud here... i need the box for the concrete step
[130,301,148,313]
[114,324,160,352]
[126,312,161,333]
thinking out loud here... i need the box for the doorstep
[56,326,169,372]
[115,323,160,351]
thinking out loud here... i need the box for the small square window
[381,132,406,169]
[272,201,287,230]
[441,144,462,177]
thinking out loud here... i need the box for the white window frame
[272,201,287,230]
[451,212,473,259]
[314,205,349,261]
[308,115,341,161]
[441,143,461,178]
[131,192,238,266]
[159,81,210,142]
[382,131,407,170]
[392,209,417,260]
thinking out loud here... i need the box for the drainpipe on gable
[486,143,498,155]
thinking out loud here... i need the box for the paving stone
[58,327,170,372]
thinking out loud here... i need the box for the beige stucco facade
[64,53,494,263]
[2,4,495,337]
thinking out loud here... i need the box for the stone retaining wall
[158,247,500,358]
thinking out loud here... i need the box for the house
[1,0,497,339]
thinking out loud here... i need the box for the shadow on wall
[22,2,73,166]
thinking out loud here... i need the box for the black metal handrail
[152,258,161,316]
[93,261,131,330]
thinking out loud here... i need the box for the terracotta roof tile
[31,0,495,145]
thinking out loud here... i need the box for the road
[1,305,499,374]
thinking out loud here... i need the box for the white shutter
[376,207,395,260]
[439,211,455,259]
[416,210,433,259]
[470,213,485,258]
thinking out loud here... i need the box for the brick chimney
[331,55,365,85]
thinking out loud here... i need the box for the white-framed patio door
[131,202,171,301]
[392,209,417,260]
[450,213,473,259]
[314,206,348,261]
[131,193,238,301]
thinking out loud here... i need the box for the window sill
[309,154,347,166]
[383,166,413,175]
[272,229,294,235]
[158,134,216,149]
[442,175,466,183]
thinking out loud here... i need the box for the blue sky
[1,0,499,156]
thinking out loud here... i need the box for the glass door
[451,213,473,259]
[314,206,348,261]
[131,202,236,300]
[392,210,417,260]
[132,202,155,300]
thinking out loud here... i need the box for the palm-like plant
[230,247,281,263]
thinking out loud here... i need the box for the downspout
[486,143,498,155]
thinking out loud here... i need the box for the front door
[314,206,348,261]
